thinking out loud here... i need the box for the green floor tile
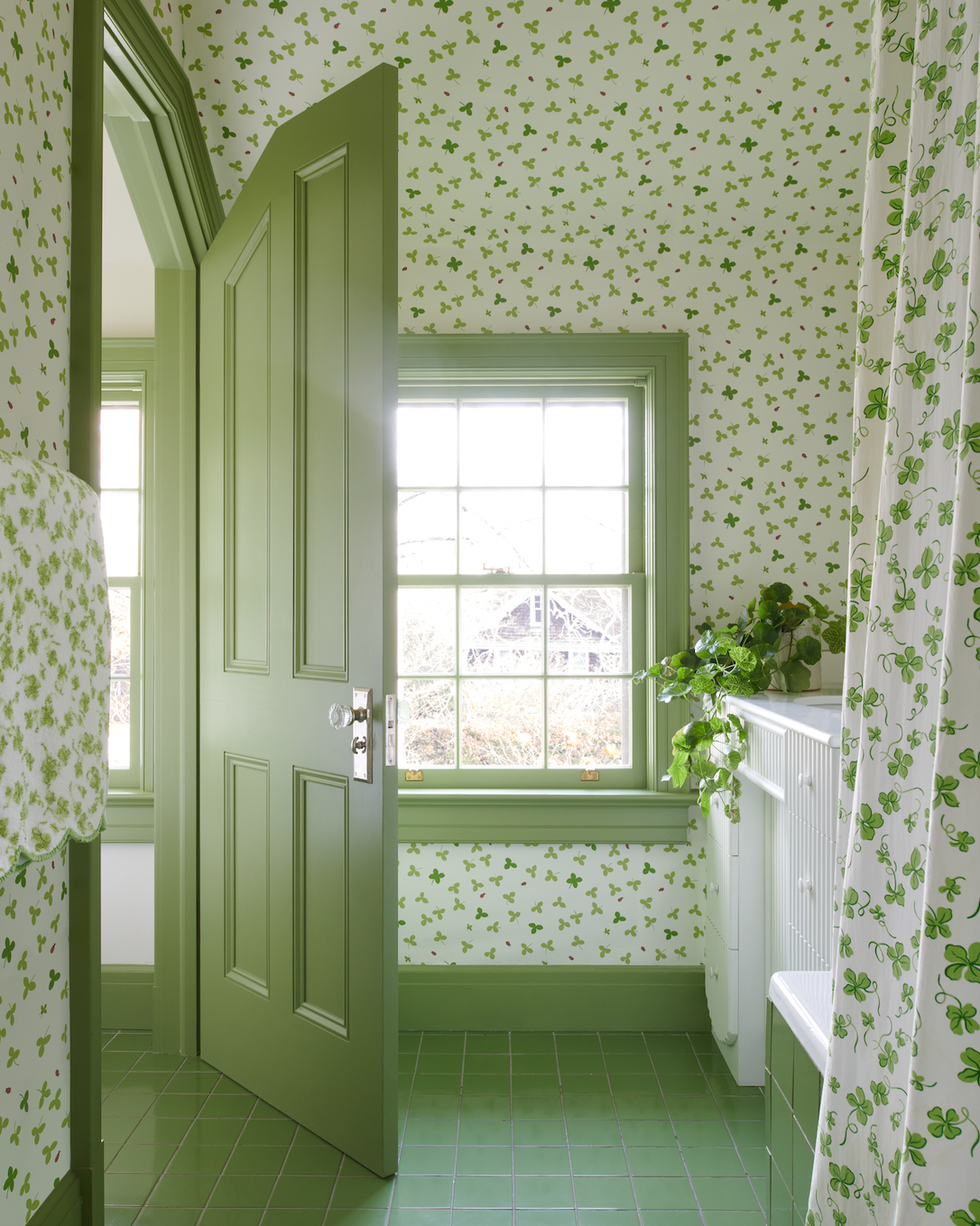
[134,1053,187,1072]
[451,1212,514,1226]
[412,1075,462,1096]
[255,1102,293,1121]
[452,1176,515,1209]
[199,1210,264,1225]
[513,1176,574,1209]
[554,1035,601,1054]
[465,1055,511,1075]
[128,1117,194,1146]
[104,1209,140,1226]
[512,1075,561,1096]
[456,1147,512,1175]
[400,1119,460,1146]
[699,1214,765,1226]
[572,1177,636,1210]
[599,1036,648,1055]
[408,1095,461,1120]
[419,1036,466,1054]
[570,1149,629,1177]
[464,1036,511,1054]
[604,1056,655,1076]
[204,1167,272,1206]
[323,1210,390,1226]
[238,1119,297,1146]
[416,1055,463,1076]
[224,1145,288,1175]
[510,1097,564,1121]
[657,1076,709,1097]
[200,1096,257,1120]
[108,1144,179,1174]
[103,1093,160,1118]
[456,1119,511,1145]
[613,1096,669,1120]
[102,1117,141,1144]
[607,1075,659,1094]
[632,1177,697,1210]
[268,1175,338,1208]
[283,1145,344,1177]
[513,1212,579,1226]
[562,1096,616,1120]
[168,1145,235,1175]
[564,1120,623,1146]
[511,1055,558,1075]
[262,1209,328,1226]
[514,1148,570,1176]
[134,1209,201,1226]
[329,1178,395,1209]
[510,1034,559,1054]
[512,1121,567,1146]
[577,1213,642,1226]
[558,1055,608,1076]
[738,1148,768,1177]
[214,1076,252,1095]
[105,1171,162,1206]
[624,1148,686,1178]
[390,1175,454,1207]
[166,1071,224,1095]
[637,1213,703,1225]
[397,1145,457,1176]
[388,1210,452,1226]
[559,1076,611,1096]
[184,1119,248,1146]
[144,1172,220,1207]
[458,1096,512,1120]
[149,1093,210,1118]
[690,1176,760,1211]
[725,1122,765,1148]
[682,1148,745,1177]
[664,1098,721,1121]
[103,1052,143,1072]
[618,1121,678,1148]
[716,1097,765,1121]
[106,1033,154,1052]
[671,1121,733,1148]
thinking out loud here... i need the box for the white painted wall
[101,843,154,964]
[102,129,155,338]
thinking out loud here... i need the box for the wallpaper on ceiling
[144,0,869,624]
[399,832,704,965]
[0,0,72,464]
[0,852,71,1224]
[0,0,74,1216]
[139,0,870,966]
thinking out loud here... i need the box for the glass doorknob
[328,702,368,730]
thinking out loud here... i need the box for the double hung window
[396,382,646,788]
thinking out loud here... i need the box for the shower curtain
[809,1,980,1220]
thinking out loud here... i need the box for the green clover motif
[945,944,980,983]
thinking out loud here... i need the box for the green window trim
[394,333,690,842]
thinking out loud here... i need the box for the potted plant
[635,583,846,821]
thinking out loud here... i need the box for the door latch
[328,687,373,783]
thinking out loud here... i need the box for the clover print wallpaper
[144,0,870,623]
[0,852,71,1224]
[0,0,73,464]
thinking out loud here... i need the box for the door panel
[199,64,398,1177]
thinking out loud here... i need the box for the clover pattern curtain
[809,2,980,1221]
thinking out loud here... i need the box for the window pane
[398,678,455,768]
[459,490,542,574]
[108,679,131,771]
[545,490,626,574]
[547,678,629,768]
[108,587,131,677]
[548,587,628,674]
[398,490,456,574]
[460,587,543,674]
[100,491,140,576]
[100,406,141,489]
[461,678,543,767]
[459,401,541,486]
[398,402,457,486]
[398,588,456,675]
[545,400,625,486]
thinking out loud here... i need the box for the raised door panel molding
[292,769,349,1036]
[294,150,349,681]
[224,212,272,674]
[224,754,271,997]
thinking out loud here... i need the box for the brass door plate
[405,769,424,782]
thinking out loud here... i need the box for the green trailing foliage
[635,583,846,822]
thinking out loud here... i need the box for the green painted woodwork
[101,965,155,1031]
[397,792,691,844]
[103,0,223,268]
[398,965,709,1033]
[26,1170,84,1226]
[198,64,399,1178]
[395,334,690,829]
[69,4,106,1223]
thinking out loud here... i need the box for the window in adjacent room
[396,383,647,788]
[100,374,149,790]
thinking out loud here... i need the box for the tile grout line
[596,1029,644,1226]
[640,1031,706,1226]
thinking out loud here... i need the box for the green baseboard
[398,964,709,1032]
[28,1170,83,1226]
[102,965,154,1031]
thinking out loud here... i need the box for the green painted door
[198,64,398,1177]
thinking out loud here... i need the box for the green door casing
[198,64,398,1177]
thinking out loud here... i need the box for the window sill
[108,791,154,806]
[397,788,691,845]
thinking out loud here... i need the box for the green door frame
[65,6,219,1219]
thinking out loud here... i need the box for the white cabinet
[704,693,841,1086]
